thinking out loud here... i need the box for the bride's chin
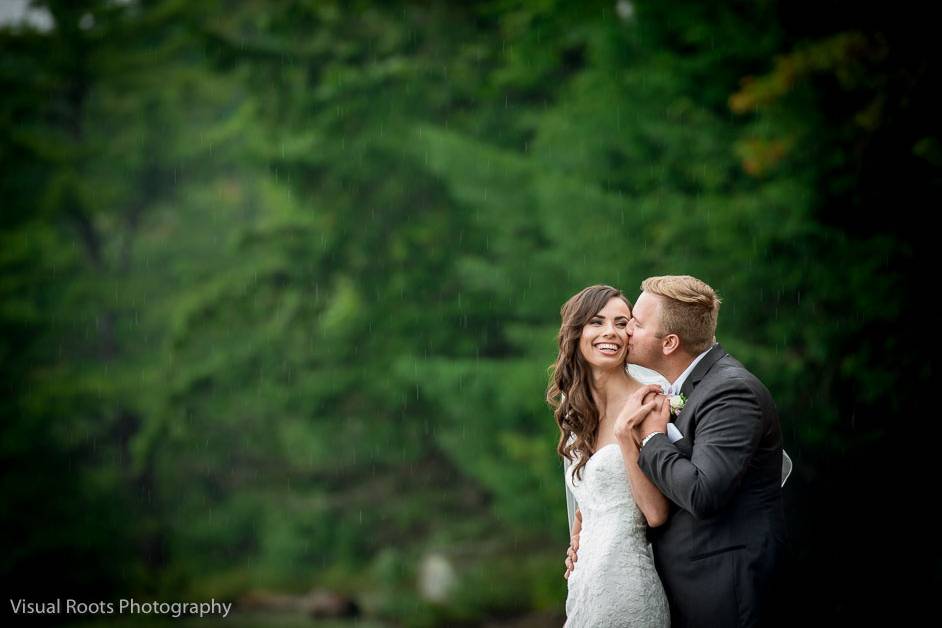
[591,360,626,372]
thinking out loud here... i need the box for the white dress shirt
[663,342,717,396]
[630,342,717,444]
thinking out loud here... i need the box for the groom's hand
[564,509,582,580]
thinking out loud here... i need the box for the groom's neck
[660,354,696,384]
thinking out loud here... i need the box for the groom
[627,275,784,627]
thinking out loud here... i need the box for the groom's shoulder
[711,352,773,399]
[716,351,749,376]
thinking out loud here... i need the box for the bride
[547,285,671,627]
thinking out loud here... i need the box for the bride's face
[578,297,631,370]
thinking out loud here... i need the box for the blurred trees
[1,0,934,624]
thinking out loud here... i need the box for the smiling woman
[547,284,671,627]
[547,285,633,482]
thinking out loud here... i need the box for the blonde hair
[640,275,721,355]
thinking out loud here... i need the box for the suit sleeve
[638,377,763,519]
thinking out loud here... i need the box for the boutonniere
[668,393,687,418]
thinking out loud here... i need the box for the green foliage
[1,0,931,624]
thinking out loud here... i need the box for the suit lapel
[671,344,726,451]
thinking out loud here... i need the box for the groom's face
[627,291,664,369]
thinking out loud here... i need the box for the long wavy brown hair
[547,285,632,482]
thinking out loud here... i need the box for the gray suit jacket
[638,343,786,628]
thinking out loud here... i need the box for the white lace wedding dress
[564,442,670,627]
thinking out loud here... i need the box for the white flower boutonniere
[669,393,687,418]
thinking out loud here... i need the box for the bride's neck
[589,367,634,417]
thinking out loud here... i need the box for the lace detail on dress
[564,443,670,627]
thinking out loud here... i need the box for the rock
[417,552,457,603]
[238,588,360,618]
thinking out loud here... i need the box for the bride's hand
[614,384,664,446]
[564,509,582,579]
[638,394,671,437]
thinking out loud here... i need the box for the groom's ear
[661,334,682,356]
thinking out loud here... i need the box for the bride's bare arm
[619,433,669,527]
[615,393,670,527]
